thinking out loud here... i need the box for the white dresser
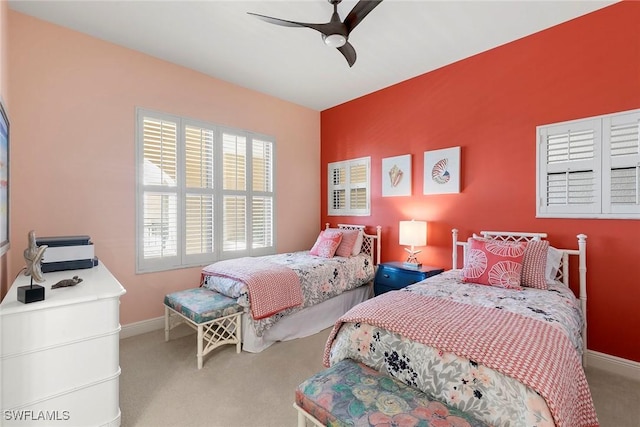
[1,263,126,426]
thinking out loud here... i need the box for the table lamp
[399,220,427,268]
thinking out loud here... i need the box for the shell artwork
[488,261,523,289]
[484,241,526,257]
[388,164,403,187]
[462,249,487,279]
[431,158,451,185]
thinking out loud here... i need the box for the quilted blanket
[201,258,302,320]
[324,291,599,427]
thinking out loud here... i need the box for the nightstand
[374,262,444,296]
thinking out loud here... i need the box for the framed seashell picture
[423,146,461,195]
[382,154,412,197]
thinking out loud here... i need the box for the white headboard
[451,228,588,365]
[325,223,382,265]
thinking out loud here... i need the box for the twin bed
[200,223,381,353]
[323,229,597,426]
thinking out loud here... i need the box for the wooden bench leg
[164,305,170,342]
[197,323,204,370]
[235,314,242,353]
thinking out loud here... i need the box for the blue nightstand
[374,262,444,296]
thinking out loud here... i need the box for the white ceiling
[9,0,616,111]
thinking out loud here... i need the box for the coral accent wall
[6,11,320,325]
[321,2,640,362]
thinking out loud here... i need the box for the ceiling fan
[248,0,383,67]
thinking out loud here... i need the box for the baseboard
[120,316,164,339]
[586,350,640,381]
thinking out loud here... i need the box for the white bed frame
[241,224,382,353]
[451,229,588,365]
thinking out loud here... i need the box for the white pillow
[351,230,364,256]
[545,246,563,284]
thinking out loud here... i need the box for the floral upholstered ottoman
[294,359,487,427]
[164,288,243,369]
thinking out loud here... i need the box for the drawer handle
[383,274,390,278]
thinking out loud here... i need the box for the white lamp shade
[399,220,427,247]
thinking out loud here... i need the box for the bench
[294,359,488,426]
[164,288,243,369]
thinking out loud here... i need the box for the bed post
[376,225,382,266]
[578,234,587,366]
[452,229,459,269]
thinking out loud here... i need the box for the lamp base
[17,285,45,304]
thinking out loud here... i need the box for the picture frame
[0,98,9,256]
[423,146,461,195]
[382,154,411,197]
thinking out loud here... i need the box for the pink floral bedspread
[325,290,598,427]
[201,257,302,320]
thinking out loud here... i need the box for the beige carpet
[120,325,640,427]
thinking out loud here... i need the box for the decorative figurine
[52,276,83,289]
[18,230,47,303]
[24,230,47,283]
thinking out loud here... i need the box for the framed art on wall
[423,146,461,195]
[0,99,9,256]
[382,154,411,197]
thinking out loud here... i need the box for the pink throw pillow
[463,238,526,290]
[328,228,360,257]
[521,240,549,290]
[310,230,343,258]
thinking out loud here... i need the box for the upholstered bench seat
[164,288,242,369]
[294,359,488,427]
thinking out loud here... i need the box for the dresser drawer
[375,268,423,288]
[374,263,444,296]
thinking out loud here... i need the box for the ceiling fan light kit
[248,0,383,67]
[323,34,347,48]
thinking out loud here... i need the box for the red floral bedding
[325,276,598,427]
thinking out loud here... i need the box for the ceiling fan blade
[247,12,308,28]
[344,0,383,34]
[337,42,357,67]
[248,12,341,37]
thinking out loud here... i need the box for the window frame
[135,108,276,273]
[327,156,371,216]
[536,108,640,219]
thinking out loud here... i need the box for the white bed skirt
[241,284,372,353]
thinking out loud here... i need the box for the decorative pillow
[327,228,360,258]
[310,230,343,258]
[521,240,549,290]
[463,238,526,289]
[546,246,563,284]
[351,230,364,256]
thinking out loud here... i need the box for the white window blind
[537,108,640,219]
[328,157,370,216]
[136,109,276,273]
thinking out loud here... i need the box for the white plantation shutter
[602,111,640,215]
[537,108,640,219]
[252,139,274,250]
[184,124,215,263]
[139,115,180,270]
[136,109,276,273]
[328,157,370,216]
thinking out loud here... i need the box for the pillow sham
[546,246,563,284]
[463,238,526,290]
[351,230,364,256]
[310,230,343,258]
[521,240,549,290]
[327,228,360,257]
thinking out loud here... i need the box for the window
[537,109,640,219]
[136,109,275,273]
[328,157,371,216]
